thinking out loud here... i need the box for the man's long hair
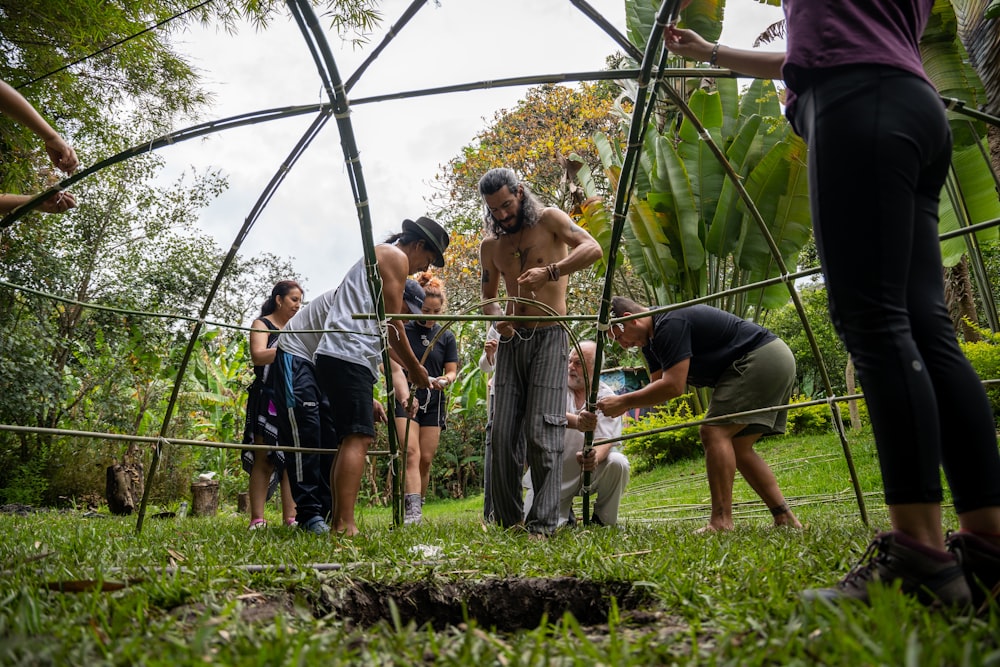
[478,167,543,238]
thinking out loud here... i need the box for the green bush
[785,395,869,436]
[785,396,831,436]
[621,396,703,474]
[960,325,1000,419]
[1,450,50,505]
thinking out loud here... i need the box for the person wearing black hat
[274,216,450,537]
[478,168,603,536]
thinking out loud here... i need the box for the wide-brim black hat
[402,216,449,268]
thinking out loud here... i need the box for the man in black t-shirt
[597,296,802,532]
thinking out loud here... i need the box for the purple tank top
[782,0,934,120]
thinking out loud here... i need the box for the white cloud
[158,0,784,303]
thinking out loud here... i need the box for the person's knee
[252,456,275,474]
[700,424,727,450]
[605,452,630,477]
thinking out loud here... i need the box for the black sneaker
[801,531,971,607]
[946,532,1000,610]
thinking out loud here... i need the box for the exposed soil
[313,576,655,632]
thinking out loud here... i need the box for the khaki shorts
[706,338,796,437]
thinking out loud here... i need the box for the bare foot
[694,522,733,534]
[773,511,803,529]
[333,522,359,538]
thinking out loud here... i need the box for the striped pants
[490,326,567,534]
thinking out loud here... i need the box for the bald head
[568,340,598,391]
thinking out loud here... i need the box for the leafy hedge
[960,324,1000,418]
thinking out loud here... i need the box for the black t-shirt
[641,305,776,388]
[404,321,459,378]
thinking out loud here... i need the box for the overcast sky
[162,0,784,309]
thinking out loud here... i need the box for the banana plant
[593,0,998,314]
[578,76,811,313]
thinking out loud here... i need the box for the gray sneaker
[946,532,1000,610]
[404,493,422,525]
[300,515,330,535]
[802,531,971,607]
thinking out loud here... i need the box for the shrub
[1,453,50,505]
[960,325,1000,419]
[621,396,703,474]
[785,396,832,436]
[785,394,869,436]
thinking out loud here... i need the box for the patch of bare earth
[318,576,639,631]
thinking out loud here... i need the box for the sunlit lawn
[1,430,998,665]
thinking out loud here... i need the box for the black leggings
[792,66,1000,512]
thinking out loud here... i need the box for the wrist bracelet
[709,42,721,67]
[546,263,560,281]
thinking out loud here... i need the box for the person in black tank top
[242,280,303,531]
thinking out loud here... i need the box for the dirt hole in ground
[312,576,655,632]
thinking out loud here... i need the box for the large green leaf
[742,136,812,309]
[652,135,706,273]
[626,0,723,57]
[939,141,1000,266]
[716,76,741,144]
[922,0,989,145]
[678,89,726,225]
[705,114,770,256]
[628,199,679,291]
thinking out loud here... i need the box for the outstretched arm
[376,245,431,389]
[0,191,76,215]
[0,80,79,174]
[664,26,785,80]
[596,361,690,418]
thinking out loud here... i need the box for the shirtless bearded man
[478,167,602,535]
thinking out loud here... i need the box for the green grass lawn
[1,429,998,665]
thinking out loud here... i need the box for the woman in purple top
[665,1,1000,607]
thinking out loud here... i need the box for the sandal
[248,518,267,531]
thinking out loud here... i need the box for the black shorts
[315,354,376,440]
[394,388,448,429]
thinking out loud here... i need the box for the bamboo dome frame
[2,0,999,533]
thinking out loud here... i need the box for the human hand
[44,135,78,174]
[37,190,77,214]
[405,395,419,419]
[663,26,713,62]
[373,399,387,424]
[409,364,432,389]
[575,448,598,472]
[495,321,515,338]
[516,267,549,294]
[432,376,451,391]
[595,395,628,419]
[576,410,597,433]
[484,338,498,356]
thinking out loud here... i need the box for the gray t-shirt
[278,257,380,380]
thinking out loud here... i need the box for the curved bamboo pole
[288,0,417,527]
[133,4,339,534]
[579,0,685,526]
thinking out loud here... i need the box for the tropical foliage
[578,76,810,314]
[0,1,378,505]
